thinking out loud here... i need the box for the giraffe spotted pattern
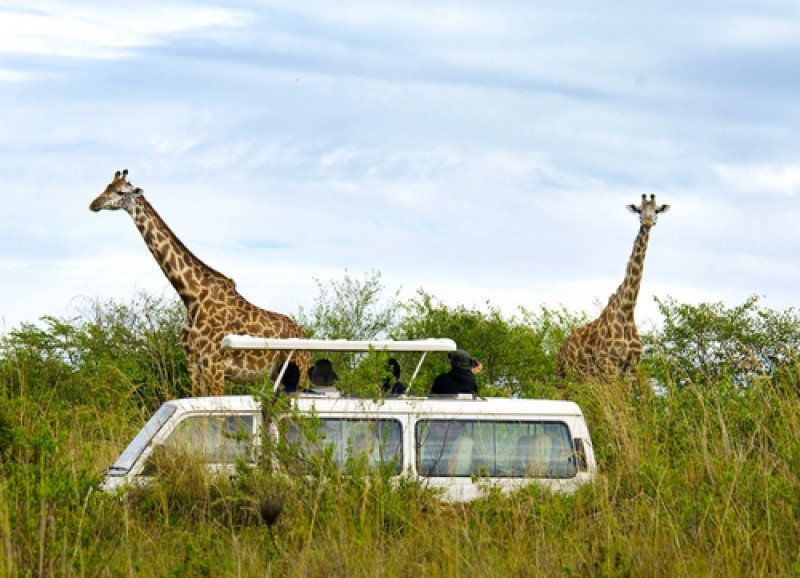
[90,170,310,396]
[556,194,669,382]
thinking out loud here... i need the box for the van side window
[159,414,255,463]
[416,420,577,478]
[285,418,403,474]
[416,420,474,476]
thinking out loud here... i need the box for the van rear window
[285,418,403,474]
[416,420,577,478]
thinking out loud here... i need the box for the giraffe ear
[656,204,670,214]
[627,204,641,214]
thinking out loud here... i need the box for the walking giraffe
[89,170,309,396]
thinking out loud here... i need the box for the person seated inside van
[382,357,406,395]
[308,359,339,392]
[420,421,475,476]
[431,349,481,395]
[511,430,577,478]
[511,433,551,477]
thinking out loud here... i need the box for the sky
[2,0,800,336]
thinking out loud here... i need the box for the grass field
[1,293,799,576]
[1,369,798,576]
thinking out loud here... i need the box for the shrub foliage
[1,277,800,576]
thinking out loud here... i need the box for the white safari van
[102,337,596,502]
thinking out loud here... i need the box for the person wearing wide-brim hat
[431,349,481,395]
[308,359,338,392]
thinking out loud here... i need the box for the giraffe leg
[184,346,219,397]
[294,349,311,389]
[555,334,583,379]
[184,349,206,397]
[208,362,226,396]
[181,327,202,396]
[186,357,223,396]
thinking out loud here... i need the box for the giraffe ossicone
[89,169,309,396]
[555,194,669,383]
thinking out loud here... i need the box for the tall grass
[1,363,799,576]
[2,292,800,576]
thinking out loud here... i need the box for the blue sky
[2,1,800,334]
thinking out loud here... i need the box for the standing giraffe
[89,170,309,396]
[556,194,670,382]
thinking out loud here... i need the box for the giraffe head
[626,194,669,229]
[89,169,143,212]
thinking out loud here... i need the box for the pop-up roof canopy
[221,335,457,353]
[220,335,458,393]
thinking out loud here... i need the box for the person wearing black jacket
[278,361,301,394]
[382,357,407,395]
[431,349,481,395]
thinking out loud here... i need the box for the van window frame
[108,404,177,475]
[414,418,578,479]
[281,416,405,474]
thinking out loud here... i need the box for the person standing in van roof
[308,359,339,392]
[278,361,301,394]
[431,349,481,395]
[383,357,407,395]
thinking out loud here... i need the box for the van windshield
[108,404,177,475]
[158,414,256,463]
[416,420,577,478]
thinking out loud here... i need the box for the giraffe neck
[609,225,650,322]
[126,196,234,308]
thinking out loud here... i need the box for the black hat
[309,359,338,387]
[448,349,473,370]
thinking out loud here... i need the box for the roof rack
[221,336,457,353]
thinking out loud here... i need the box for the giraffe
[555,194,670,382]
[89,169,310,396]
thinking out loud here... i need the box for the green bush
[1,284,800,575]
[395,290,584,397]
[642,295,800,390]
[0,292,189,412]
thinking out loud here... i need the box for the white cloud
[264,1,514,39]
[0,68,31,82]
[708,14,800,49]
[713,163,800,196]
[0,2,250,60]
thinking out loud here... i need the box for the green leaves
[396,292,580,397]
[291,272,589,397]
[643,295,800,390]
[1,292,189,409]
[295,270,399,340]
[3,278,800,574]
